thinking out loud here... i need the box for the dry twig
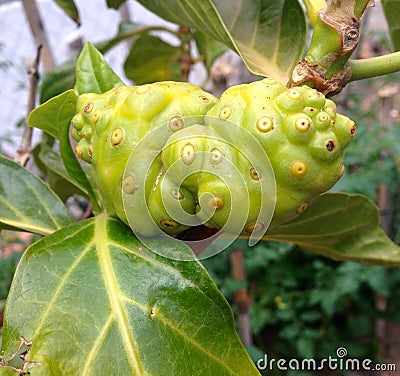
[14,46,41,167]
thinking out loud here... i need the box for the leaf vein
[81,313,114,375]
[32,238,95,338]
[96,214,143,375]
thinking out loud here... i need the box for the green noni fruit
[71,79,355,237]
[204,78,356,229]
[71,81,218,231]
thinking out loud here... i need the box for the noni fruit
[71,79,355,237]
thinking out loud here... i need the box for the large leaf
[266,193,400,266]
[53,0,80,25]
[0,155,73,235]
[124,34,182,84]
[74,42,125,95]
[28,89,76,140]
[137,0,307,83]
[382,0,400,51]
[1,215,259,375]
[37,143,89,200]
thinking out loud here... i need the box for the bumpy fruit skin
[205,78,355,228]
[71,82,218,230]
[71,79,355,237]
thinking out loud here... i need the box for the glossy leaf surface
[28,90,76,140]
[267,193,400,266]
[124,34,182,83]
[382,0,400,51]
[74,43,125,95]
[137,0,307,82]
[37,143,89,199]
[1,215,259,375]
[0,155,73,235]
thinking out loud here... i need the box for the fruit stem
[291,0,373,96]
[178,26,193,82]
[97,25,182,54]
[348,51,400,81]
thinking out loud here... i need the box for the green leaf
[382,0,400,51]
[124,34,182,84]
[37,143,89,200]
[194,31,228,69]
[28,89,76,140]
[1,215,259,375]
[0,155,73,235]
[136,0,307,83]
[266,193,400,266]
[106,0,127,9]
[39,60,76,104]
[75,42,125,95]
[53,0,80,25]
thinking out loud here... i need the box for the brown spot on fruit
[318,112,329,122]
[83,102,94,114]
[75,145,83,159]
[296,201,309,214]
[220,107,232,119]
[208,197,224,211]
[199,95,210,103]
[181,143,195,165]
[250,167,260,181]
[111,127,125,147]
[245,221,264,233]
[92,113,100,124]
[287,89,301,101]
[350,122,356,136]
[170,188,184,200]
[88,145,93,158]
[257,116,274,133]
[326,140,335,152]
[291,161,307,177]
[160,218,180,229]
[168,116,184,132]
[122,174,138,194]
[295,117,311,133]
[210,148,223,165]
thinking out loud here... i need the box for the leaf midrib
[96,214,144,375]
